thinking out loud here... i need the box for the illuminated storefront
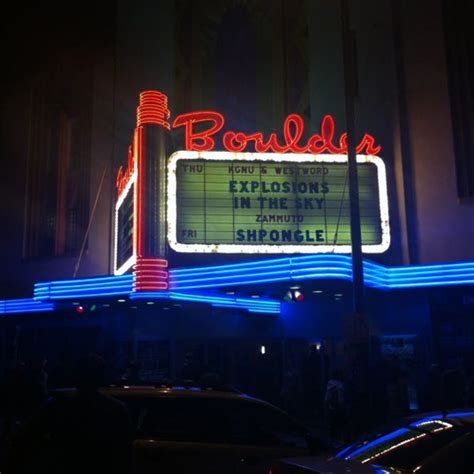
[1,90,474,387]
[3,91,474,317]
[3,1,474,416]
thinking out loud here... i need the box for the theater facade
[1,1,473,400]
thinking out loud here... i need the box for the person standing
[302,344,323,418]
[386,365,409,421]
[324,369,346,447]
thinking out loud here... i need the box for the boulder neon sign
[115,91,383,200]
[172,111,381,155]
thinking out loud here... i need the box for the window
[138,397,227,443]
[23,91,90,258]
[137,396,308,449]
[224,400,309,449]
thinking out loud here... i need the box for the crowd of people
[294,351,474,447]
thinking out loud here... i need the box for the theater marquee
[168,151,389,254]
[114,91,390,278]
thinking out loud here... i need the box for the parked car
[115,384,328,473]
[270,409,474,473]
[24,383,326,474]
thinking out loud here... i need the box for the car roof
[333,409,474,465]
[50,384,274,405]
[335,409,474,449]
[104,385,253,401]
[276,410,474,473]
[48,384,311,430]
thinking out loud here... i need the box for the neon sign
[114,90,387,276]
[172,112,381,155]
[116,145,136,197]
[115,90,383,196]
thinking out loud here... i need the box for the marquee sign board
[168,151,390,254]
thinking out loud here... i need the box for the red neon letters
[116,89,383,195]
[116,146,135,196]
[172,111,224,151]
[172,112,381,155]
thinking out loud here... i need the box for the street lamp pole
[341,0,365,315]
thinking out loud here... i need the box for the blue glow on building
[130,290,280,314]
[2,255,474,315]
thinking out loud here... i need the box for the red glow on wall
[173,112,381,155]
[133,257,169,291]
[137,90,170,129]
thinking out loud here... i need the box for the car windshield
[114,394,310,449]
[334,412,474,470]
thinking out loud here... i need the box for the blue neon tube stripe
[169,255,474,291]
[0,299,55,315]
[4,255,474,315]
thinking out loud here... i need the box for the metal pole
[341,0,364,315]
[340,4,371,433]
[73,165,108,278]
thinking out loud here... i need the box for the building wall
[0,4,116,298]
[2,0,473,301]
[399,0,474,263]
[109,0,474,269]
